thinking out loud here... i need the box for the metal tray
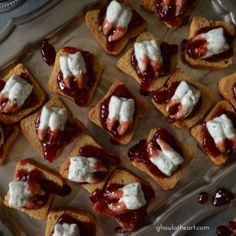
[0,0,235,235]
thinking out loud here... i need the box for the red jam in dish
[57,47,96,106]
[100,84,136,142]
[89,182,154,232]
[0,73,36,114]
[36,116,82,162]
[131,43,178,95]
[183,26,233,61]
[0,123,14,158]
[202,110,236,157]
[41,39,56,66]
[78,145,120,182]
[155,0,193,28]
[212,188,235,207]
[128,128,182,178]
[98,0,145,52]
[152,81,201,123]
[52,214,96,236]
[16,168,71,210]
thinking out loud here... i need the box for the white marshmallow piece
[0,75,33,108]
[150,139,184,176]
[119,182,146,210]
[59,52,87,79]
[0,124,4,147]
[52,223,80,236]
[39,105,67,131]
[169,81,201,118]
[68,156,98,183]
[9,181,31,208]
[206,114,236,145]
[134,40,162,73]
[106,0,132,29]
[108,95,135,124]
[199,28,229,58]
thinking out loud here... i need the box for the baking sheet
[0,0,235,235]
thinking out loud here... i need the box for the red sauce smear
[131,43,178,95]
[16,168,71,210]
[57,47,96,107]
[128,128,182,178]
[36,116,83,162]
[212,187,235,207]
[100,84,135,143]
[89,182,154,232]
[183,26,233,61]
[51,214,96,236]
[0,123,14,158]
[152,81,201,123]
[197,192,209,204]
[155,0,193,28]
[98,0,145,52]
[41,39,56,66]
[77,145,120,182]
[202,110,236,158]
[0,73,37,114]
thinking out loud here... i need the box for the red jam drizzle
[152,81,201,123]
[202,110,236,157]
[0,123,14,157]
[36,116,83,162]
[131,43,178,95]
[98,0,145,52]
[57,47,96,106]
[197,192,209,204]
[128,128,182,178]
[217,225,234,236]
[89,182,154,231]
[52,214,96,236]
[155,0,193,28]
[41,39,56,66]
[0,73,36,113]
[100,84,135,142]
[183,26,233,61]
[212,188,235,207]
[78,145,120,182]
[16,168,71,210]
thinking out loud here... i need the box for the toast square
[60,134,120,193]
[85,1,147,55]
[116,31,178,92]
[20,96,85,162]
[191,100,236,165]
[48,47,103,107]
[129,128,195,190]
[218,72,236,109]
[45,208,96,236]
[4,159,66,220]
[0,123,20,165]
[151,68,214,129]
[0,63,46,124]
[88,80,147,145]
[183,16,235,69]
[140,0,155,12]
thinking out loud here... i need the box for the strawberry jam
[57,47,96,106]
[36,117,83,162]
[155,0,193,28]
[128,128,182,178]
[89,182,154,232]
[0,123,14,158]
[212,188,235,207]
[52,214,96,236]
[98,0,145,52]
[131,43,178,95]
[16,168,71,210]
[202,110,236,157]
[41,39,56,66]
[183,26,233,61]
[100,84,135,142]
